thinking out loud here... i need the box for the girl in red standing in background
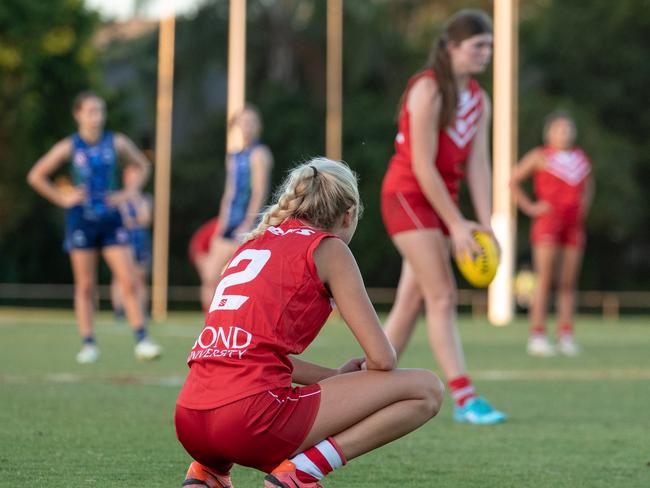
[511,111,594,357]
[380,9,506,424]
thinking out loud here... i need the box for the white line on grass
[3,369,650,387]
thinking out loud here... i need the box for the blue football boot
[454,397,507,425]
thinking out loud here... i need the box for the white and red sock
[559,323,574,338]
[448,375,477,408]
[530,324,547,337]
[289,437,346,482]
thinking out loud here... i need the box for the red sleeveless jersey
[177,218,335,410]
[534,146,591,212]
[382,69,484,201]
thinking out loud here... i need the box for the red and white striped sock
[289,437,346,482]
[530,324,547,337]
[559,323,574,338]
[448,375,477,408]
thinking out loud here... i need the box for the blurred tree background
[1,0,648,293]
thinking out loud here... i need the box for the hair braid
[243,158,361,242]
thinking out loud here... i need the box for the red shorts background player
[175,158,444,488]
[380,10,505,425]
[188,216,219,309]
[511,111,594,357]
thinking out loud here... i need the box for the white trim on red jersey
[544,148,591,186]
[446,89,482,149]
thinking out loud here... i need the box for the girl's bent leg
[383,261,424,358]
[297,368,444,461]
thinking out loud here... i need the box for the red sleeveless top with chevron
[534,146,591,213]
[382,68,483,202]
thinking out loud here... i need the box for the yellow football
[454,231,499,288]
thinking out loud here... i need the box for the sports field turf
[1,308,649,487]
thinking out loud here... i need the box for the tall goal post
[488,0,519,325]
[151,9,176,322]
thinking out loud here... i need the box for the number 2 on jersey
[209,249,271,312]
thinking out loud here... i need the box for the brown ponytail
[422,9,492,128]
[428,36,457,128]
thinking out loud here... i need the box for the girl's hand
[107,189,136,207]
[524,200,551,218]
[337,357,366,375]
[58,186,86,208]
[449,219,483,259]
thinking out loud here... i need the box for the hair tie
[310,165,318,178]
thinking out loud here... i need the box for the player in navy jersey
[199,105,274,311]
[27,91,161,363]
[111,163,153,321]
[176,158,443,488]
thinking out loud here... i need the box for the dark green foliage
[519,0,650,288]
[0,0,99,282]
[1,0,649,290]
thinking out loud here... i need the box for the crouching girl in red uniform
[175,158,444,488]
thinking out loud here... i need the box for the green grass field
[1,308,649,487]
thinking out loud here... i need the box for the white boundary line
[3,369,650,387]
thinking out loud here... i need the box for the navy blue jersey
[70,131,118,219]
[224,143,259,236]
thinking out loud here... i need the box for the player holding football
[380,9,505,424]
[175,158,444,488]
[27,91,162,363]
[511,111,594,357]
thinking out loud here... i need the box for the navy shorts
[64,205,130,252]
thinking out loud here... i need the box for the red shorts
[175,384,321,474]
[188,217,219,263]
[381,191,449,237]
[531,213,585,248]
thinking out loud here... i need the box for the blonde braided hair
[244,157,362,242]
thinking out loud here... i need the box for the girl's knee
[404,369,444,416]
[424,289,457,313]
[118,277,138,298]
[420,370,444,416]
[557,278,575,293]
[75,281,95,300]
